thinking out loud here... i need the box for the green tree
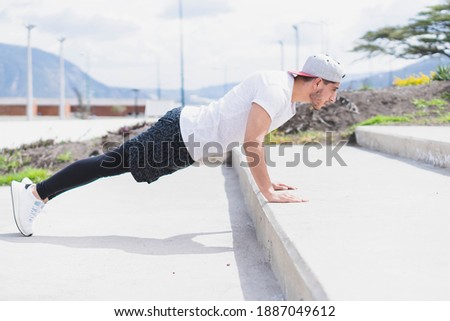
[353,0,450,59]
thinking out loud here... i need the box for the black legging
[36,146,130,200]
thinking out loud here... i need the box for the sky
[0,0,438,91]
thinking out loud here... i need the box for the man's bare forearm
[243,141,273,197]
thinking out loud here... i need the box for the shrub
[441,92,450,101]
[432,65,450,81]
[112,105,127,115]
[393,73,431,87]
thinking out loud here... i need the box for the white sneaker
[11,181,45,237]
[21,177,33,185]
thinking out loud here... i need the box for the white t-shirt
[180,70,295,162]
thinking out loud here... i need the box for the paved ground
[0,116,282,301]
[3,117,449,301]
[234,138,450,300]
[0,164,283,300]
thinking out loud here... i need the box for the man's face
[309,79,340,110]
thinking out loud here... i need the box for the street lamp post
[58,37,66,120]
[156,55,161,100]
[151,52,161,100]
[178,0,185,107]
[132,88,139,117]
[292,25,299,71]
[25,24,35,120]
[80,52,91,115]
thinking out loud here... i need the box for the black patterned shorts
[123,107,195,183]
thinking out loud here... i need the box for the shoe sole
[11,181,32,237]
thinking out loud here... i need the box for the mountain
[0,43,144,99]
[341,56,450,90]
[1,42,448,102]
[0,42,237,104]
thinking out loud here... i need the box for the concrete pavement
[233,127,450,300]
[0,165,283,300]
[0,116,282,300]
[2,117,449,301]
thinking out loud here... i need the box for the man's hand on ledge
[272,182,297,191]
[262,187,309,203]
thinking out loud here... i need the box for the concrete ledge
[231,147,327,300]
[232,144,450,300]
[356,126,450,168]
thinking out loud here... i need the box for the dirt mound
[0,122,153,179]
[279,81,450,134]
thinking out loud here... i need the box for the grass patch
[436,113,450,123]
[0,152,32,172]
[412,98,447,110]
[0,168,51,186]
[56,151,73,163]
[341,115,414,141]
[266,130,326,144]
[341,110,450,142]
[357,115,413,126]
[412,97,449,118]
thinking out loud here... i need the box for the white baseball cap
[289,54,345,83]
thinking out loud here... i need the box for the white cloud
[0,0,440,90]
[23,9,139,41]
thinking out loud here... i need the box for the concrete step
[355,126,450,168]
[232,144,450,300]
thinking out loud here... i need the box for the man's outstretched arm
[243,103,306,203]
